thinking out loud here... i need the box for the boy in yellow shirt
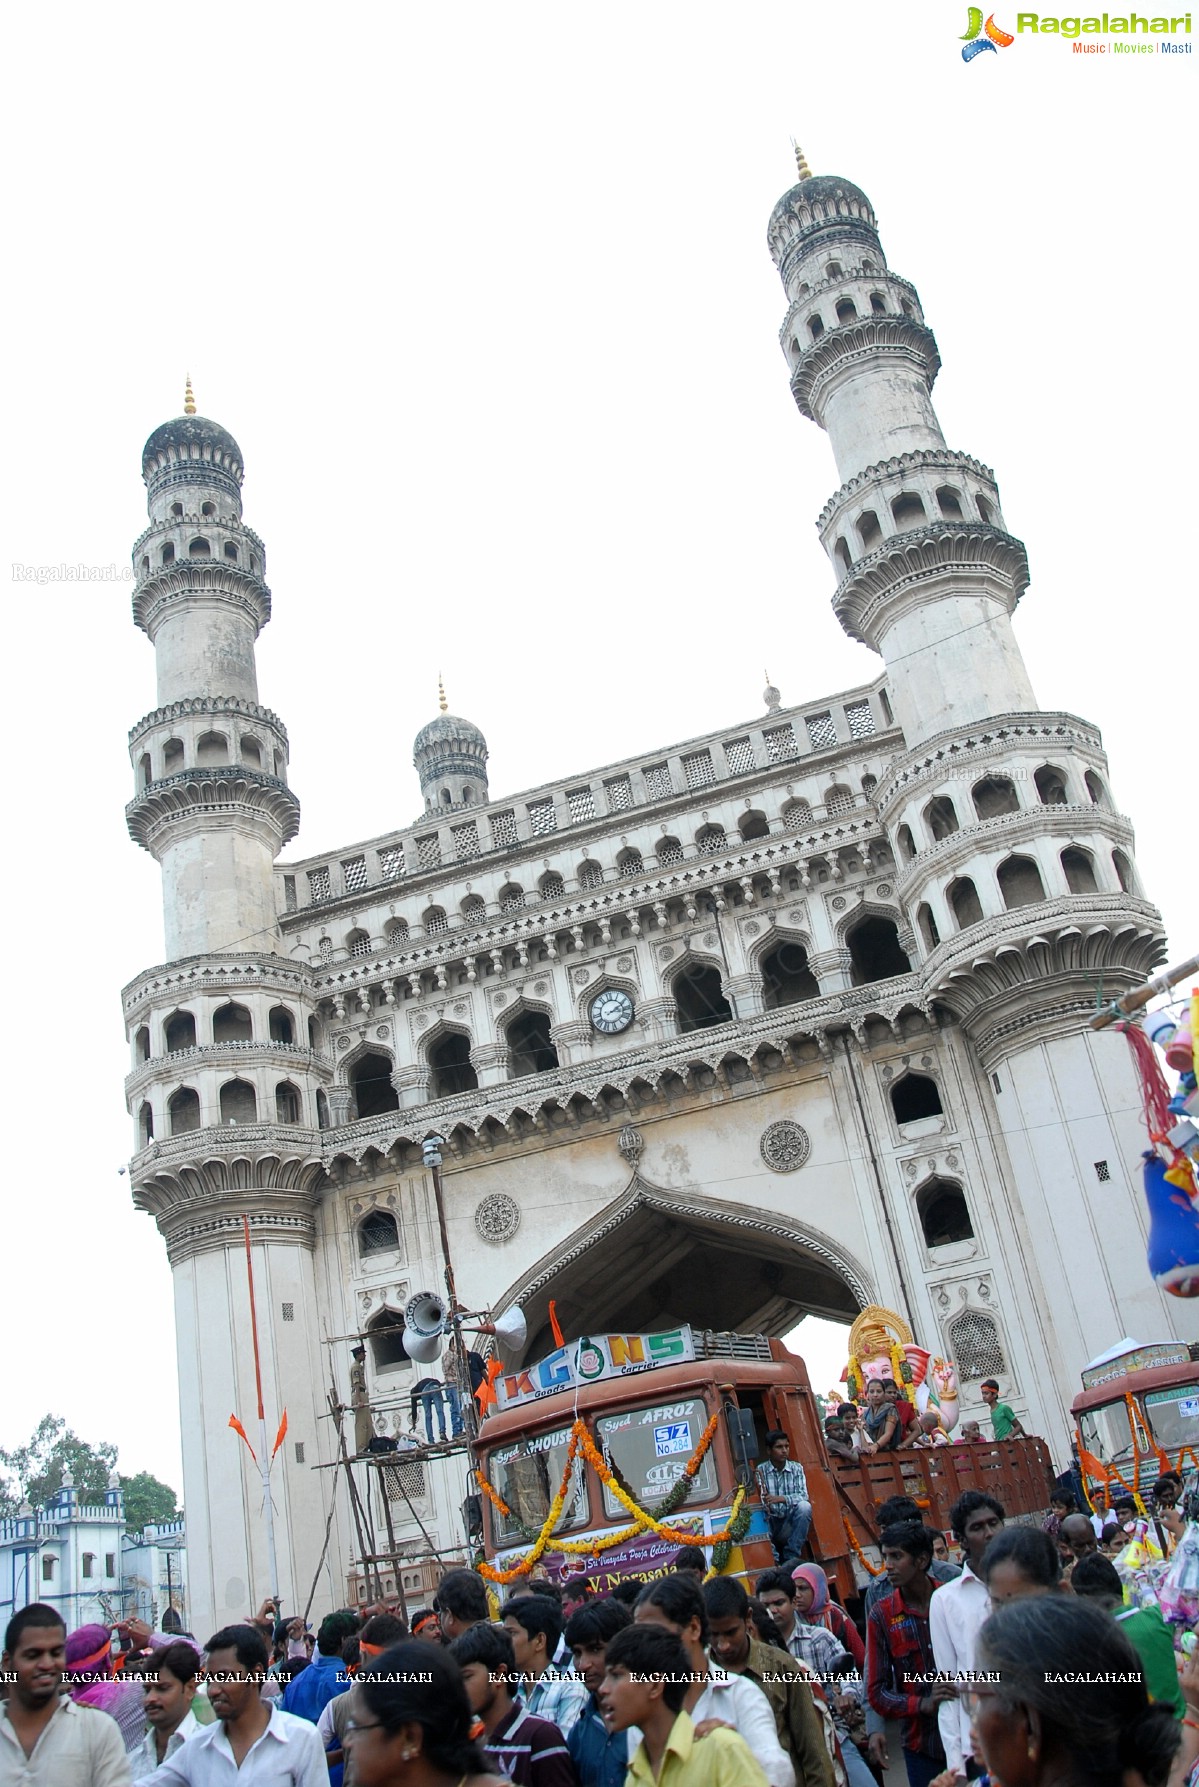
[599,1623,768,1787]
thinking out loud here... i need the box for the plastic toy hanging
[1122,987,1199,1295]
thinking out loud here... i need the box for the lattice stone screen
[845,700,876,739]
[383,1460,427,1502]
[805,712,838,750]
[764,725,798,761]
[452,823,480,860]
[947,1309,1006,1380]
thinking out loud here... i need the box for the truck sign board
[493,1327,696,1411]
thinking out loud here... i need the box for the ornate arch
[744,917,816,973]
[832,898,908,946]
[490,1173,874,1359]
[336,1036,397,1085]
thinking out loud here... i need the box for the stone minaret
[770,156,1183,1386]
[127,383,299,957]
[123,387,339,1636]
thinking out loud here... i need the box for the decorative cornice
[126,767,301,851]
[123,955,312,1018]
[790,317,941,424]
[816,449,999,532]
[831,527,1029,648]
[923,899,1166,1068]
[129,697,289,751]
[874,714,1106,814]
[300,830,889,980]
[132,565,271,636]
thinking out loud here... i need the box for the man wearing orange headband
[318,1615,407,1785]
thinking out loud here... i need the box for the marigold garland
[476,1412,743,1584]
[843,1515,882,1576]
[476,1410,719,1547]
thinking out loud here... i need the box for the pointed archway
[494,1177,870,1364]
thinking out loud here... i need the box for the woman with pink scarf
[64,1624,147,1754]
[791,1564,866,1668]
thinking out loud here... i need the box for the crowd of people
[3,1478,1198,1787]
[820,1379,1024,1464]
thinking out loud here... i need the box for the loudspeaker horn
[404,1291,448,1338]
[403,1290,448,1363]
[477,1305,528,1351]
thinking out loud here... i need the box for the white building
[120,157,1191,1639]
[0,1469,189,1633]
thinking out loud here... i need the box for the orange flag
[271,1411,289,1459]
[548,1300,565,1349]
[228,1414,257,1462]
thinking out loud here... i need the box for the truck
[1071,1336,1199,1511]
[476,1324,1055,1604]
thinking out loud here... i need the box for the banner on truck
[494,1327,696,1410]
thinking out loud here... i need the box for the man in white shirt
[928,1491,1005,1782]
[633,1575,795,1787]
[0,1602,131,1787]
[151,1625,327,1786]
[132,1641,204,1779]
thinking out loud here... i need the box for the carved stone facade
[121,168,1192,1639]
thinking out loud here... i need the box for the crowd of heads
[2,1457,1191,1787]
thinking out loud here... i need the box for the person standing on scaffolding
[350,1345,373,1455]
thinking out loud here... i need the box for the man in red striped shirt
[865,1523,951,1787]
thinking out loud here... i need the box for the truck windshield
[1145,1386,1199,1451]
[595,1397,717,1520]
[486,1427,590,1546]
[1079,1401,1149,1465]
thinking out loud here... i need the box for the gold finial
[791,141,813,182]
[183,375,196,416]
[438,673,448,714]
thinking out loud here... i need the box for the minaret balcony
[789,314,941,424]
[892,803,1137,898]
[125,1040,325,1101]
[132,562,271,638]
[917,891,1166,1069]
[126,765,301,851]
[817,448,1005,560]
[831,524,1030,649]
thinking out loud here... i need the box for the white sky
[0,4,1191,1500]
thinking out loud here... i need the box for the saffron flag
[548,1299,565,1349]
[271,1411,289,1459]
[228,1414,257,1462]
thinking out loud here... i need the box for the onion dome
[413,677,490,812]
[142,379,244,493]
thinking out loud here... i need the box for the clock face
[590,988,635,1035]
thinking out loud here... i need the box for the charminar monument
[120,153,1184,1633]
